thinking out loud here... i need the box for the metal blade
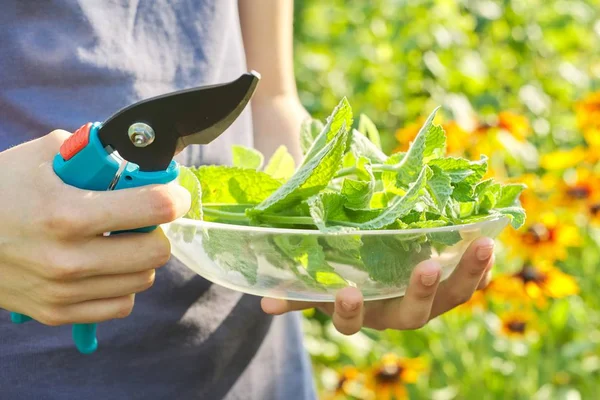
[97,71,261,171]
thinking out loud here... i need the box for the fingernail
[341,301,359,312]
[420,272,439,286]
[476,243,494,261]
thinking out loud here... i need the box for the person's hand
[261,237,495,334]
[0,130,190,326]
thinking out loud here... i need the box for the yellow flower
[443,120,471,156]
[499,309,536,338]
[497,111,531,141]
[540,147,587,171]
[575,91,600,132]
[555,167,600,225]
[325,366,374,400]
[488,261,579,308]
[366,354,427,400]
[583,128,600,164]
[454,287,488,313]
[500,211,582,263]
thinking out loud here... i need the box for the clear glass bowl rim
[166,215,509,236]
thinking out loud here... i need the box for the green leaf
[356,166,431,230]
[264,145,296,181]
[193,166,281,205]
[178,166,203,220]
[300,118,325,155]
[349,129,388,163]
[273,235,347,287]
[342,178,373,210]
[381,152,406,195]
[496,183,527,208]
[452,182,475,202]
[202,230,258,285]
[231,145,264,170]
[301,97,352,166]
[426,165,453,212]
[497,206,527,229]
[428,156,488,184]
[370,191,391,208]
[357,113,382,150]
[476,181,501,212]
[307,192,351,232]
[395,107,445,187]
[360,237,432,285]
[248,125,348,216]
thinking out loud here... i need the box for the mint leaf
[360,237,432,285]
[370,191,391,208]
[264,145,296,181]
[350,129,387,163]
[395,107,444,187]
[428,156,488,184]
[300,118,325,155]
[381,152,406,195]
[231,145,264,170]
[302,97,352,166]
[496,183,527,208]
[193,166,281,205]
[179,166,203,220]
[202,230,258,285]
[248,125,348,216]
[307,192,350,232]
[358,113,382,150]
[342,178,373,210]
[497,207,527,229]
[426,165,452,212]
[357,166,431,230]
[476,181,501,212]
[452,182,475,202]
[273,235,347,287]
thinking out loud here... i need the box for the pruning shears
[9,71,261,354]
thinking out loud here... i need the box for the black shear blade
[98,71,261,171]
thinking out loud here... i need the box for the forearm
[238,0,308,163]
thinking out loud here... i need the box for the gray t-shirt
[0,1,316,399]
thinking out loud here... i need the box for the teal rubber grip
[10,122,179,354]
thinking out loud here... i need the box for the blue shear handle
[10,122,179,354]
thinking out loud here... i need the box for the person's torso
[0,1,315,399]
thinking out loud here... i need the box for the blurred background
[291,1,600,399]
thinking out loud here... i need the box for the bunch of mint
[179,98,526,233]
[174,99,526,289]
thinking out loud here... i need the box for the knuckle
[43,283,76,305]
[448,290,472,308]
[148,188,178,223]
[399,315,429,330]
[41,203,86,239]
[44,249,83,280]
[115,296,135,319]
[137,270,156,292]
[150,233,172,267]
[38,306,67,326]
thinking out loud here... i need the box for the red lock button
[60,122,92,161]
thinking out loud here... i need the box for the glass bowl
[163,216,509,302]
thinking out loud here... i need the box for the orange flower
[443,120,471,156]
[500,211,582,263]
[575,91,600,132]
[555,167,600,224]
[367,354,427,400]
[488,261,579,307]
[497,111,531,141]
[394,117,426,154]
[499,309,536,338]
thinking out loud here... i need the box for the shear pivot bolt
[128,123,155,147]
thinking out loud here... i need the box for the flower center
[375,364,403,384]
[590,203,600,216]
[507,320,527,333]
[566,185,591,199]
[523,223,554,244]
[516,264,547,284]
